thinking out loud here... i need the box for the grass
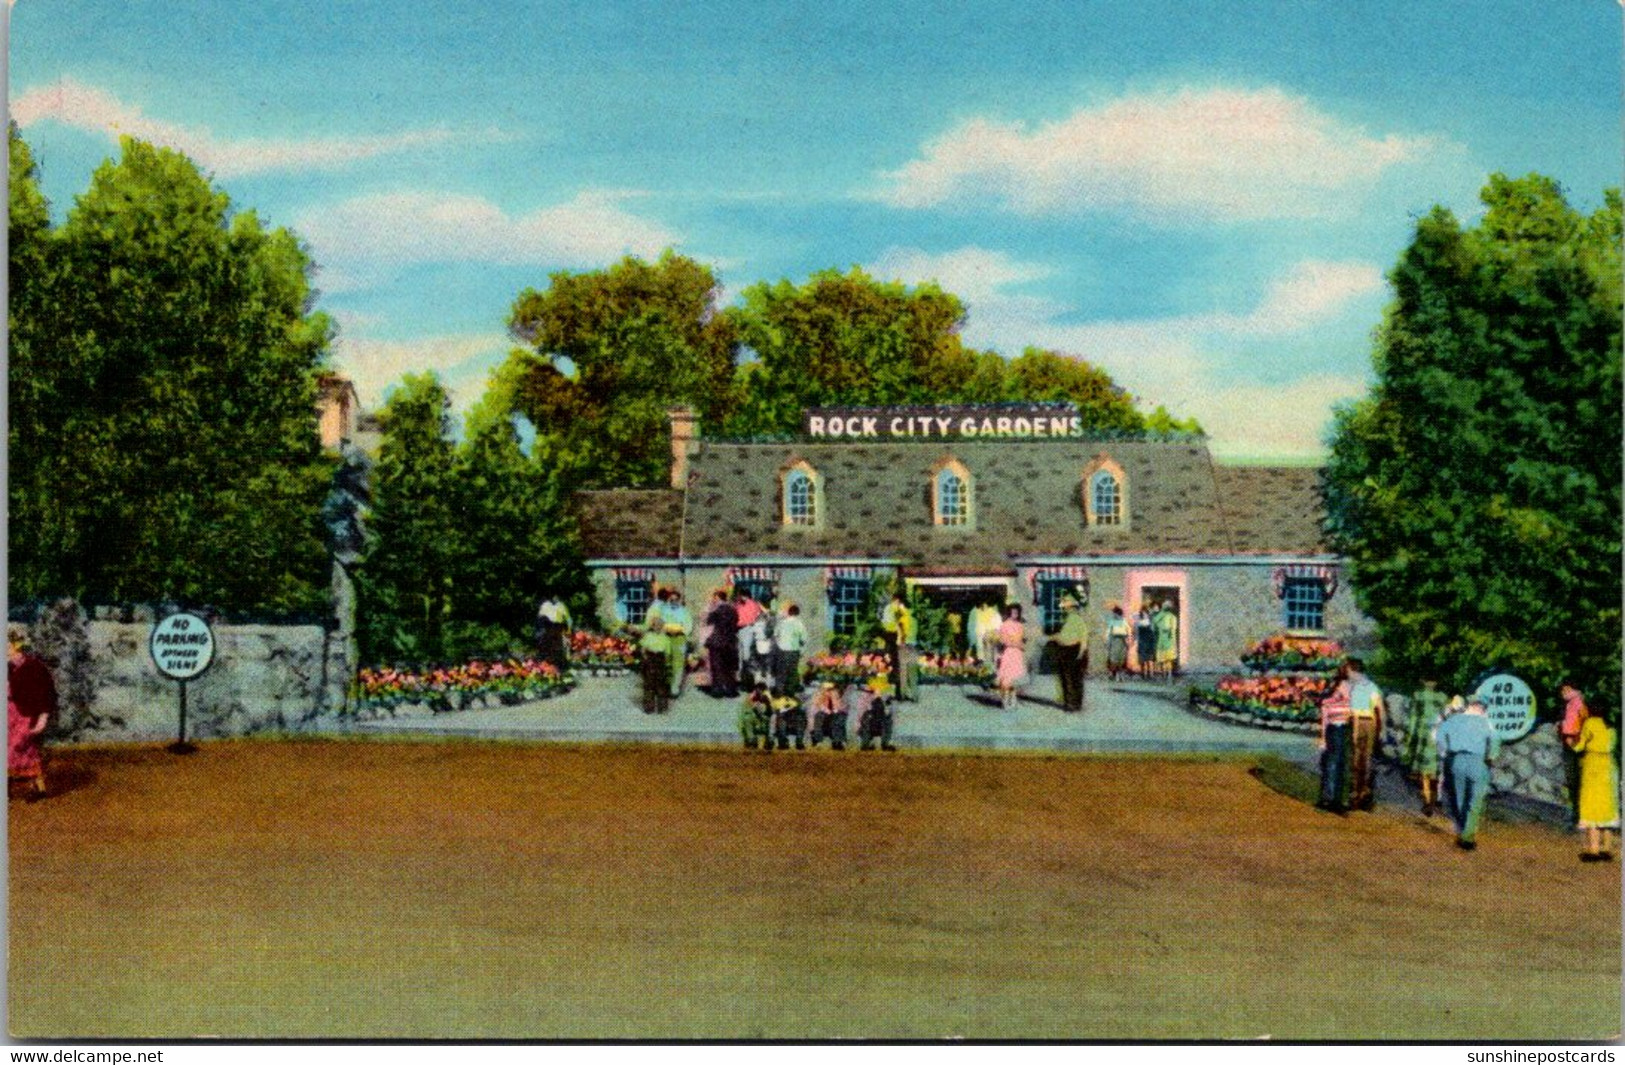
[10,740,1620,1040]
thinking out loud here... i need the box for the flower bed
[919,653,993,685]
[1195,674,1339,724]
[357,658,573,714]
[1238,635,1343,675]
[567,631,638,673]
[804,651,890,685]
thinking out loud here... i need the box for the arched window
[781,461,820,526]
[1090,469,1122,526]
[785,469,816,525]
[935,466,970,526]
[1083,456,1128,528]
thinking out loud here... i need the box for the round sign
[1472,672,1537,743]
[149,612,216,681]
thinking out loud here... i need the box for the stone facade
[590,559,1377,674]
[1382,694,1569,808]
[69,620,348,742]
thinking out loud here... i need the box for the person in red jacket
[8,627,56,799]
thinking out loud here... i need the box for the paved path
[352,674,1316,755]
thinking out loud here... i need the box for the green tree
[506,251,738,489]
[9,134,334,613]
[725,267,972,435]
[356,374,462,663]
[1323,174,1622,715]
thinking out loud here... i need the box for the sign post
[1471,671,1538,744]
[149,612,217,755]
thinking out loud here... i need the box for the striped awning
[1029,565,1090,593]
[1273,564,1338,599]
[726,565,779,585]
[824,564,873,591]
[613,567,656,583]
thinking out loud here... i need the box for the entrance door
[1124,570,1189,672]
[906,579,1012,656]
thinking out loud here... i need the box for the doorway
[905,578,1013,656]
[1124,569,1189,673]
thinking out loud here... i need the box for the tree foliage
[1323,174,1622,715]
[8,132,334,614]
[356,374,592,665]
[505,251,738,489]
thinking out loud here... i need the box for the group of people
[738,675,899,753]
[1131,600,1180,680]
[1344,669,1622,859]
[688,589,809,703]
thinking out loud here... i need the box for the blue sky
[11,1,1621,457]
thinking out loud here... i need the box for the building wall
[590,561,1377,674]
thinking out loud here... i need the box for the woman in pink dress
[995,604,1028,710]
[8,629,56,799]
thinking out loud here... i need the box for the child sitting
[807,681,847,750]
[738,682,774,751]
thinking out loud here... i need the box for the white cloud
[11,78,488,176]
[892,247,1385,457]
[331,330,511,411]
[296,189,679,270]
[867,245,1052,303]
[875,86,1441,221]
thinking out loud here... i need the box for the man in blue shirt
[1436,696,1501,849]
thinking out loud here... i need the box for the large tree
[8,134,335,613]
[505,251,738,489]
[724,269,1201,436]
[1323,174,1622,714]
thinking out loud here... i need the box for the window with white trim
[785,468,816,525]
[1283,577,1326,632]
[828,577,868,636]
[615,578,653,626]
[1090,469,1122,525]
[936,468,969,526]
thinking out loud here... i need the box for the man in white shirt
[773,603,808,696]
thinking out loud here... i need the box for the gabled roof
[573,489,685,560]
[574,440,1334,566]
[1213,466,1330,556]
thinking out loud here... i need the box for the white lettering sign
[149,613,216,681]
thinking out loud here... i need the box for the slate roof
[575,441,1334,566]
[573,489,685,560]
[1213,465,1330,556]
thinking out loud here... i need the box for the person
[971,601,1002,667]
[662,590,693,699]
[1317,662,1355,813]
[1104,604,1131,682]
[773,603,808,696]
[1436,696,1500,850]
[1345,658,1384,811]
[1134,601,1156,679]
[857,675,898,752]
[745,605,775,691]
[1049,594,1089,712]
[880,591,908,696]
[1153,600,1179,680]
[733,590,763,692]
[808,681,848,750]
[995,604,1028,710]
[703,591,739,698]
[1572,706,1618,861]
[535,596,572,672]
[1560,684,1589,829]
[739,682,774,752]
[771,692,807,751]
[8,628,55,800]
[1404,678,1449,815]
[896,599,920,702]
[637,589,671,714]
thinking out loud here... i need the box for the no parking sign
[150,612,216,752]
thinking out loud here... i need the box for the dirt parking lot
[9,739,1620,1040]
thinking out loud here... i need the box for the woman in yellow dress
[1573,711,1619,862]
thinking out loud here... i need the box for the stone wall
[1381,694,1568,807]
[73,620,348,742]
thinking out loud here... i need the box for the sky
[10,1,1622,459]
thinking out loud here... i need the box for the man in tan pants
[1346,658,1385,811]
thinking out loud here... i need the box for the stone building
[574,407,1373,672]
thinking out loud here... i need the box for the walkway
[352,674,1315,755]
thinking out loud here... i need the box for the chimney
[668,406,698,489]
